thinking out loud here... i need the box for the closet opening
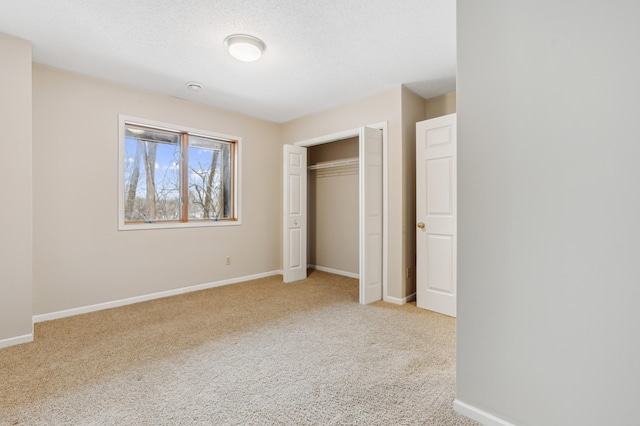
[283,123,388,304]
[307,137,360,279]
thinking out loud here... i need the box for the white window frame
[118,114,242,230]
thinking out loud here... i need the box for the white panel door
[416,113,457,316]
[283,144,307,283]
[359,127,383,304]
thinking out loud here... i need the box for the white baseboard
[454,399,517,426]
[308,265,359,279]
[0,333,33,349]
[33,270,283,323]
[384,292,416,305]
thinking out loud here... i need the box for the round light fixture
[187,82,204,91]
[224,34,266,62]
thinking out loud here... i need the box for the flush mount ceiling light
[224,34,266,62]
[187,82,204,91]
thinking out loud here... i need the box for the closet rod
[308,157,359,170]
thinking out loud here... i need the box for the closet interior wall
[308,137,359,277]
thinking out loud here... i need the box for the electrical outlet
[406,267,411,279]
[225,256,231,266]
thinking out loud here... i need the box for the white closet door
[359,127,383,304]
[283,144,307,283]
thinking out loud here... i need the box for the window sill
[118,220,241,231]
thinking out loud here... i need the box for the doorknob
[417,222,425,229]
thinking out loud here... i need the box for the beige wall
[308,137,359,164]
[308,138,359,275]
[401,87,428,294]
[282,87,414,301]
[425,92,456,120]
[0,34,33,344]
[32,65,282,316]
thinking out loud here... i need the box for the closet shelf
[308,157,359,170]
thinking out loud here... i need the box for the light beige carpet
[0,271,478,425]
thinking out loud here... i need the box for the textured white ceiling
[0,0,456,123]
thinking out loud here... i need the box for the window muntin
[120,118,239,229]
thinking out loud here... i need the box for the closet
[307,137,360,278]
[283,125,383,304]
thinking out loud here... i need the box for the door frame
[293,121,389,302]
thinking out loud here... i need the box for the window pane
[124,125,181,221]
[188,136,232,220]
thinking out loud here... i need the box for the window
[119,116,240,229]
